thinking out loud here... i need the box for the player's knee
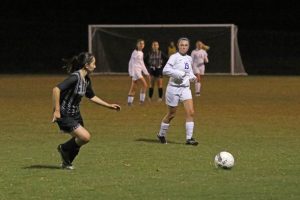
[81,133,91,144]
[188,109,195,118]
[144,82,148,89]
[168,112,176,120]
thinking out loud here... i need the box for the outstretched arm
[89,96,121,111]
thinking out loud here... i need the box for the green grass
[0,75,299,200]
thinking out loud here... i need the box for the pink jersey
[128,50,148,76]
[191,49,208,68]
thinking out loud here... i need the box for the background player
[167,41,177,57]
[156,37,198,145]
[191,41,209,96]
[127,39,150,105]
[144,41,168,101]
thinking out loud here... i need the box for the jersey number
[184,63,189,69]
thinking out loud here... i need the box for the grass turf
[0,75,299,199]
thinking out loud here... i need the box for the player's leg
[137,77,148,104]
[157,86,179,144]
[181,87,198,145]
[128,79,137,105]
[183,99,198,145]
[58,125,91,169]
[157,106,177,144]
[157,77,163,101]
[195,73,201,96]
[197,66,205,96]
[56,115,83,169]
[148,75,155,100]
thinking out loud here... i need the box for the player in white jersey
[157,38,198,145]
[191,41,209,96]
[127,39,150,105]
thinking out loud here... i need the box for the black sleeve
[57,75,78,91]
[85,80,95,99]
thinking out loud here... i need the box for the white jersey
[163,52,196,87]
[191,49,208,68]
[128,50,149,77]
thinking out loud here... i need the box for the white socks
[140,93,146,102]
[186,121,194,140]
[128,96,134,104]
[128,93,146,104]
[195,82,201,94]
[158,122,194,140]
[158,122,170,137]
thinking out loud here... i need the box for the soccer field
[0,75,299,200]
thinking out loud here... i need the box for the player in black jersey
[144,41,168,101]
[52,52,121,170]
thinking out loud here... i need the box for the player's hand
[110,104,121,111]
[189,76,197,82]
[52,110,61,123]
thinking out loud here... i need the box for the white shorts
[165,86,192,107]
[131,68,144,81]
[193,66,205,75]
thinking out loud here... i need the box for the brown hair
[62,52,94,73]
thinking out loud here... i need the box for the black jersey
[57,71,95,115]
[145,50,168,68]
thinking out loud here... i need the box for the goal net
[88,24,247,75]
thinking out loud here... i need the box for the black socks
[62,137,81,163]
[158,88,163,98]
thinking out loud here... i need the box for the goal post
[88,24,247,75]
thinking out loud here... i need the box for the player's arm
[128,59,133,76]
[138,52,149,75]
[188,67,197,82]
[163,56,185,80]
[204,52,209,63]
[204,56,209,63]
[86,81,120,111]
[186,57,197,82]
[52,75,77,122]
[89,96,121,111]
[52,87,61,122]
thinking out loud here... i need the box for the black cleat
[186,138,198,146]
[157,134,167,144]
[57,144,72,167]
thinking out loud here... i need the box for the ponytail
[202,44,210,51]
[62,52,94,73]
[196,40,210,51]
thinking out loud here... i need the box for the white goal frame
[88,24,247,75]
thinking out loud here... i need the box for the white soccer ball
[214,151,235,169]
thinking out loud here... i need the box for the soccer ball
[214,151,235,169]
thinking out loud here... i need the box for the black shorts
[149,67,163,78]
[56,113,84,133]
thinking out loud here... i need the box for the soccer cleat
[186,138,199,146]
[57,144,72,167]
[157,98,163,102]
[157,134,167,144]
[195,93,201,97]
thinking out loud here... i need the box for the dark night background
[0,0,299,74]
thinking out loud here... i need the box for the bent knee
[168,112,176,120]
[80,133,91,144]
